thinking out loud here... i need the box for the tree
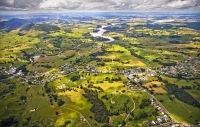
[139,99,151,109]
[57,99,65,106]
[166,83,200,108]
[70,75,80,82]
[22,118,28,126]
[122,121,126,126]
[152,84,157,87]
[1,115,19,127]
[20,95,27,100]
[52,94,58,101]
[45,88,51,93]
[130,112,134,117]
[122,90,126,93]
[82,88,109,123]
[61,120,71,127]
[152,110,159,116]
[159,99,164,102]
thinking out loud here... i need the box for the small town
[1,56,199,127]
[158,57,200,79]
[0,9,200,127]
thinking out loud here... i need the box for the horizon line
[1,10,200,15]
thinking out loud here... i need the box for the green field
[0,13,200,127]
[156,94,200,124]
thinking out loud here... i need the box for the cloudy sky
[0,0,199,11]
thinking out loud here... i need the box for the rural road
[61,106,91,127]
[124,96,135,121]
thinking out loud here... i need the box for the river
[90,25,115,43]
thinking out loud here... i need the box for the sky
[0,0,199,12]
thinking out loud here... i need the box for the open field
[156,94,200,124]
[0,12,200,127]
[143,81,167,94]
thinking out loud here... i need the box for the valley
[0,12,200,127]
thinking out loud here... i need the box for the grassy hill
[0,13,200,126]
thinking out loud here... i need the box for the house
[197,120,200,125]
[16,70,23,76]
[150,98,154,102]
[174,124,180,127]
[8,67,17,74]
[160,108,165,112]
[151,120,156,125]
[164,117,169,121]
[157,106,161,110]
[134,78,138,82]
[157,118,162,123]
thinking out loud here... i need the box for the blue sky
[0,0,199,11]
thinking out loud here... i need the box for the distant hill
[20,23,60,32]
[20,23,35,31]
[186,22,200,30]
[0,18,60,33]
[32,24,60,32]
[0,18,30,31]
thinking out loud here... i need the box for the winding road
[61,106,91,127]
[110,86,136,123]
[124,96,135,121]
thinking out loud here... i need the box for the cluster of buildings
[59,63,80,74]
[148,98,171,126]
[157,58,200,79]
[4,65,23,77]
[85,65,97,73]
[124,68,156,83]
[21,72,59,85]
[1,57,198,127]
[126,81,140,90]
[3,65,59,85]
[121,68,174,126]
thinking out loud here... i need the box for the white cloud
[167,0,196,9]
[39,0,67,9]
[0,0,200,11]
[8,0,15,4]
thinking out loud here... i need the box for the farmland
[0,12,200,127]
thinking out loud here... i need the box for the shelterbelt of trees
[82,88,110,123]
[163,80,200,108]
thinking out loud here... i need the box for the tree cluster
[129,49,145,59]
[32,24,60,33]
[70,75,80,82]
[88,84,104,92]
[181,85,192,90]
[135,112,148,120]
[139,99,151,109]
[57,99,65,106]
[105,77,122,83]
[82,88,109,123]
[0,84,15,99]
[0,115,19,127]
[63,120,71,126]
[165,82,200,108]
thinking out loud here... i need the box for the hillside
[0,12,200,127]
[0,18,30,31]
